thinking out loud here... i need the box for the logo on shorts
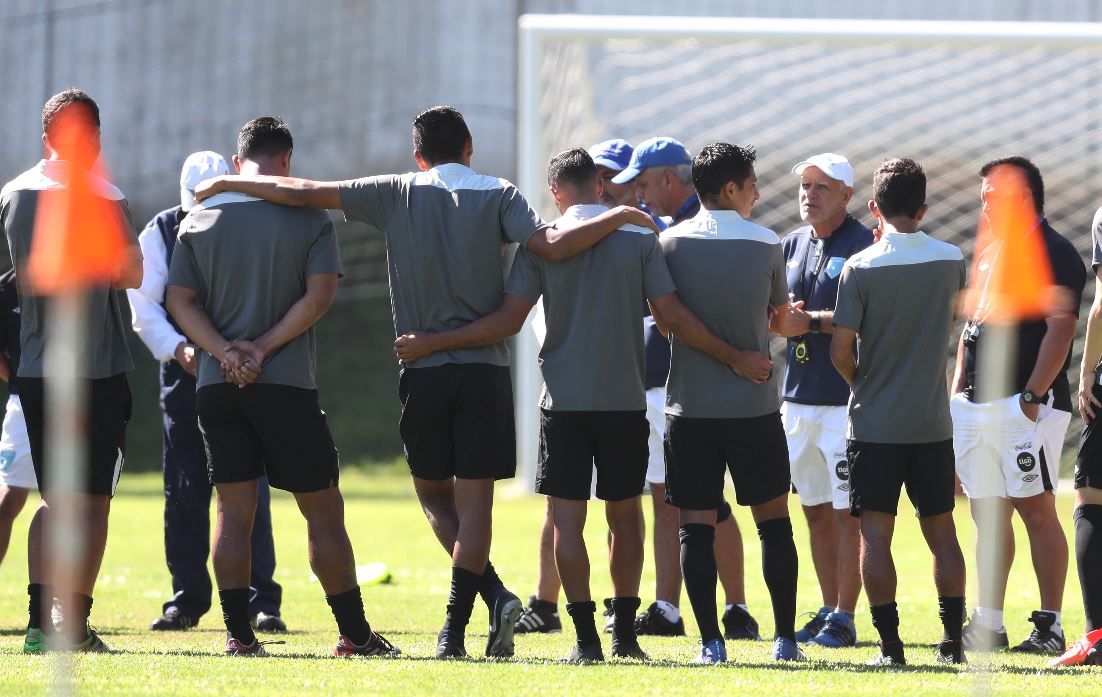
[0,450,12,471]
[1022,474,1039,483]
[835,461,849,481]
[838,483,850,492]
[1016,452,1036,472]
[1014,441,1034,452]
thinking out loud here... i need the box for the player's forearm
[111,246,144,289]
[1025,315,1078,396]
[829,331,858,386]
[206,175,335,208]
[951,333,967,394]
[654,301,741,367]
[1082,289,1102,382]
[530,206,638,262]
[165,294,229,362]
[254,292,334,362]
[424,308,528,353]
[814,310,835,334]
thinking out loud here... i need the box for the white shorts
[782,402,850,510]
[0,395,37,490]
[951,392,1071,500]
[644,387,667,485]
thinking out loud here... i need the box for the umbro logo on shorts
[837,483,850,492]
[1022,474,1039,483]
[1017,452,1036,472]
[835,461,849,481]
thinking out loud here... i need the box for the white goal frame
[513,14,1102,488]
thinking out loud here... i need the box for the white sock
[833,607,855,618]
[655,600,680,622]
[724,603,749,613]
[975,607,1004,632]
[1041,609,1063,633]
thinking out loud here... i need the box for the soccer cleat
[150,607,195,631]
[564,640,605,663]
[334,632,401,657]
[936,639,967,665]
[809,611,857,648]
[253,611,287,633]
[610,631,649,660]
[435,625,468,659]
[722,605,762,641]
[224,634,281,657]
[485,589,523,657]
[1010,611,1065,655]
[1047,628,1102,667]
[772,636,807,662]
[634,602,686,636]
[515,596,562,634]
[602,598,615,634]
[868,640,906,666]
[22,627,48,654]
[961,612,1009,651]
[691,638,728,664]
[794,607,830,643]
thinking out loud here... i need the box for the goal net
[514,15,1102,484]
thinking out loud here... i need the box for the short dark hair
[979,156,1044,216]
[547,148,597,190]
[872,158,926,219]
[413,106,471,165]
[691,142,756,201]
[42,88,100,138]
[237,117,293,160]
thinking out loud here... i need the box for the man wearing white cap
[128,151,286,633]
[771,153,873,648]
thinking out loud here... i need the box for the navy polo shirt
[644,194,700,389]
[781,214,874,405]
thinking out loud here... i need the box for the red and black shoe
[1048,628,1102,667]
[335,632,401,657]
[224,634,284,656]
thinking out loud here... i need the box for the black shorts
[398,364,515,481]
[664,411,790,510]
[19,373,130,497]
[847,439,955,518]
[536,409,648,501]
[197,383,338,493]
[1077,385,1102,490]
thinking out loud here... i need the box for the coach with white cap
[128,151,286,633]
[772,153,873,648]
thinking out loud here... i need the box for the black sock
[1075,505,1102,632]
[219,588,256,645]
[445,566,482,633]
[871,602,902,650]
[61,593,94,643]
[757,517,798,641]
[478,561,506,605]
[27,583,52,632]
[566,601,599,645]
[680,523,721,644]
[938,596,965,642]
[610,597,641,640]
[326,586,373,646]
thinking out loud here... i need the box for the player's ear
[915,203,929,222]
[841,185,853,206]
[867,199,879,219]
[232,155,243,173]
[414,150,430,172]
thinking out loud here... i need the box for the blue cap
[588,139,634,171]
[611,137,692,184]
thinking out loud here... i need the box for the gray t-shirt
[505,204,675,411]
[0,160,137,379]
[168,192,342,389]
[660,208,788,418]
[339,163,546,369]
[833,230,966,444]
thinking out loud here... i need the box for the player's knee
[0,488,29,522]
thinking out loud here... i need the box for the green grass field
[0,465,1096,696]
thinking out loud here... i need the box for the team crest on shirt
[824,257,846,279]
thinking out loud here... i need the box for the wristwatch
[1021,389,1040,404]
[808,312,822,333]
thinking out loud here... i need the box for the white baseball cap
[791,153,854,188]
[180,150,230,211]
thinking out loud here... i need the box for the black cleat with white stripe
[514,595,562,634]
[1011,611,1066,655]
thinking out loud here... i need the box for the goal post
[514,14,1102,488]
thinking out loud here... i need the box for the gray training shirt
[339,163,546,369]
[0,160,137,379]
[660,208,788,419]
[833,230,967,444]
[168,192,342,390]
[505,204,675,412]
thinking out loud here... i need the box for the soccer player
[194,106,655,659]
[1051,204,1102,666]
[612,137,759,641]
[772,154,873,647]
[166,117,396,657]
[952,157,1084,654]
[128,151,285,633]
[659,142,800,663]
[830,158,968,666]
[0,268,35,570]
[0,88,144,652]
